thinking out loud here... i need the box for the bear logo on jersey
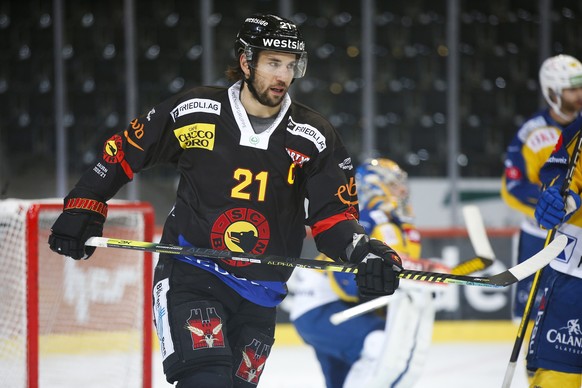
[210,208,271,266]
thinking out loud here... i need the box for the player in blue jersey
[501,55,582,326]
[47,14,403,387]
[516,55,582,388]
[532,115,582,388]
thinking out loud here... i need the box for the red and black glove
[48,191,107,260]
[345,234,403,299]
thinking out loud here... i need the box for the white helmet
[539,54,582,119]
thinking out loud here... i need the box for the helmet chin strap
[549,92,579,122]
[552,105,579,122]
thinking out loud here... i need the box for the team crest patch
[185,307,225,349]
[210,208,270,266]
[235,338,270,385]
[103,134,125,163]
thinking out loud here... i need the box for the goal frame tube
[25,202,154,388]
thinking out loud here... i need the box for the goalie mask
[234,14,308,79]
[539,54,582,120]
[355,158,412,222]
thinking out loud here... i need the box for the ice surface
[151,341,529,388]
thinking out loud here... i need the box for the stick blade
[462,205,496,260]
[490,234,567,286]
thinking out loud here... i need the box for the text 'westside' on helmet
[234,14,308,78]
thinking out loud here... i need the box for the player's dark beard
[244,69,284,108]
[561,98,582,118]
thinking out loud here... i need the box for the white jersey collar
[228,80,291,150]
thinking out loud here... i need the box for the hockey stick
[330,205,496,325]
[329,257,494,325]
[85,234,566,288]
[462,205,496,261]
[501,131,582,388]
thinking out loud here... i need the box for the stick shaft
[330,256,493,325]
[86,235,565,288]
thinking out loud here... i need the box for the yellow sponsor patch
[174,123,216,150]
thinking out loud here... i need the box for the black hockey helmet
[234,14,308,78]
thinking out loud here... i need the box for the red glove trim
[64,198,108,218]
[311,206,358,237]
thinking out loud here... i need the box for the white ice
[152,341,529,388]
[32,341,528,387]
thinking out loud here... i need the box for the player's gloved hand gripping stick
[329,204,496,325]
[345,234,403,299]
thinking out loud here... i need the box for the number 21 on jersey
[231,168,268,202]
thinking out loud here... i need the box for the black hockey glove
[346,234,403,299]
[48,193,107,260]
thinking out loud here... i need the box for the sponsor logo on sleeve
[335,177,358,206]
[170,98,221,122]
[146,107,156,121]
[124,119,145,151]
[338,157,353,170]
[174,123,216,150]
[286,117,326,152]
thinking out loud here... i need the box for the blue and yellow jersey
[501,109,564,218]
[536,114,582,278]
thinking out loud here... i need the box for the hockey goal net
[0,199,154,388]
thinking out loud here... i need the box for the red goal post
[0,199,154,388]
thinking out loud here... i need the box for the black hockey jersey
[73,80,364,305]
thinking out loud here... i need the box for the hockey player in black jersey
[48,14,403,387]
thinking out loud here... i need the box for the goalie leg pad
[343,288,435,388]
